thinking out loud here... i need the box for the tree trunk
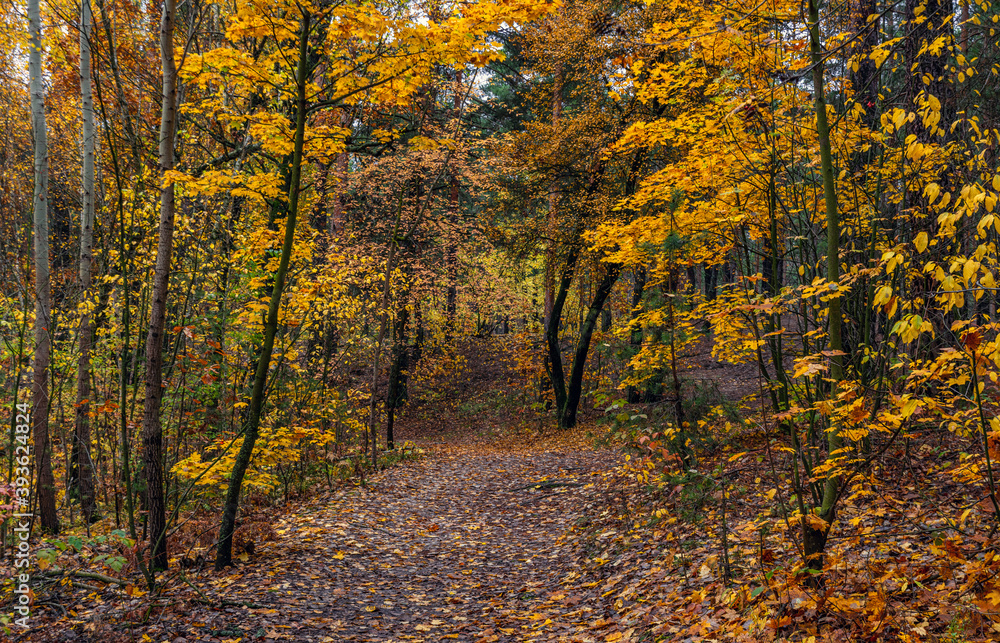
[29,0,59,535]
[543,66,563,331]
[763,168,790,417]
[216,10,312,570]
[704,264,718,301]
[366,192,408,468]
[140,0,178,571]
[74,0,97,523]
[666,274,686,432]
[385,289,410,451]
[561,264,621,428]
[960,0,969,53]
[545,247,579,418]
[445,72,461,337]
[540,63,564,407]
[412,300,423,366]
[328,108,350,236]
[626,268,648,403]
[805,0,844,576]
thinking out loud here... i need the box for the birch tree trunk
[29,0,59,534]
[140,0,178,571]
[74,0,97,523]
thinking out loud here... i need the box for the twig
[65,581,104,592]
[179,569,213,605]
[41,568,127,586]
[511,481,583,492]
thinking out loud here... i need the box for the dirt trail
[178,442,619,642]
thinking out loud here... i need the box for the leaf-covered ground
[17,421,633,642]
[175,439,618,643]
[13,339,1000,642]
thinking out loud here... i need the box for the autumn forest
[3,0,1000,639]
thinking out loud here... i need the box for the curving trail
[183,443,620,642]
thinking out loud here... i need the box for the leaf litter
[16,338,1000,642]
[172,440,620,643]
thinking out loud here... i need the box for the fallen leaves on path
[153,440,623,643]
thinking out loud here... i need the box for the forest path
[182,439,620,643]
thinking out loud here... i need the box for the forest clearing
[5,0,1000,640]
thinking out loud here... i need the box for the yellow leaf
[409,135,439,150]
[332,551,345,560]
[606,633,623,642]
[892,108,907,130]
[914,231,928,253]
[900,396,920,417]
[964,260,980,282]
[924,182,940,204]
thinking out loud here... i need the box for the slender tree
[216,8,312,570]
[140,0,179,571]
[803,0,844,573]
[445,72,462,336]
[385,285,410,451]
[28,0,59,534]
[74,0,97,523]
[561,263,621,428]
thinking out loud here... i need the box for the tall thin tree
[140,0,179,571]
[29,0,59,534]
[216,8,313,570]
[803,0,845,574]
[74,0,97,523]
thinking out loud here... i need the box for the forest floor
[110,434,620,643]
[16,423,633,643]
[10,339,633,643]
[11,338,1000,642]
